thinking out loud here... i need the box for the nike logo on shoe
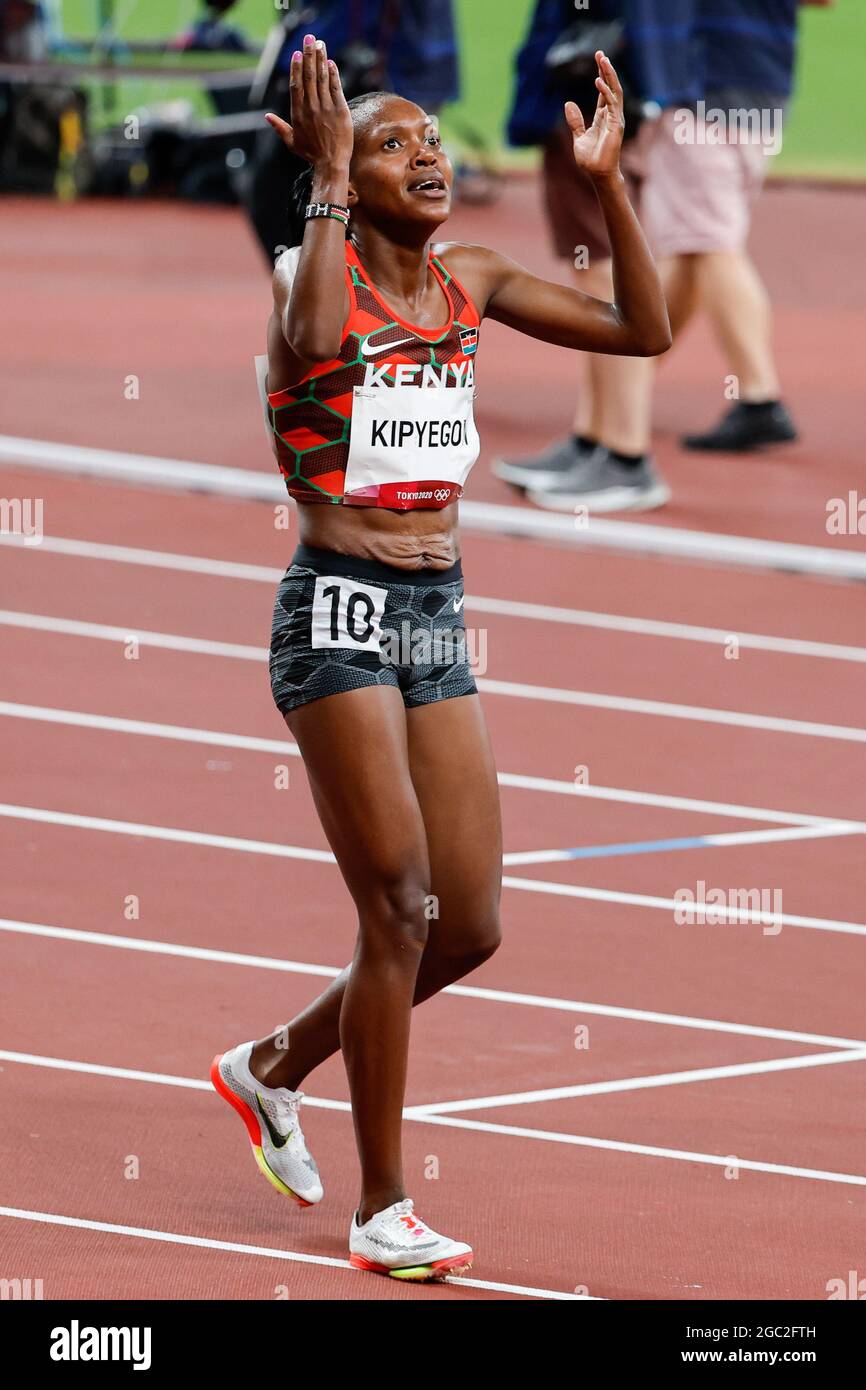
[255,1092,293,1149]
[360,335,415,359]
[452,595,465,612]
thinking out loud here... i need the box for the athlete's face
[349,98,453,230]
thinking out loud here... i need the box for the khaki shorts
[640,108,770,259]
[542,123,645,264]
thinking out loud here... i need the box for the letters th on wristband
[305,202,350,228]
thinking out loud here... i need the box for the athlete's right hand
[265,34,353,170]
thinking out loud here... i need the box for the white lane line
[414,1113,866,1187]
[406,1049,866,1115]
[1,802,863,936]
[4,916,864,1050]
[469,595,866,663]
[0,436,287,501]
[559,780,848,828]
[1,700,854,829]
[4,529,866,663]
[0,609,266,661]
[502,822,863,864]
[4,434,866,578]
[4,609,866,743]
[0,531,284,582]
[479,676,866,744]
[499,874,866,936]
[0,918,342,980]
[3,1050,864,1189]
[0,701,297,755]
[0,1206,588,1300]
[0,801,337,864]
[0,1049,348,1111]
[700,824,862,847]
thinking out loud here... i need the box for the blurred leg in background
[682,247,793,446]
[641,110,798,454]
[572,257,656,457]
[494,125,670,513]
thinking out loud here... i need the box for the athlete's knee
[467,912,502,967]
[360,863,432,954]
[449,908,502,972]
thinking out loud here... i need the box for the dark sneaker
[493,435,587,490]
[681,401,798,452]
[527,447,671,513]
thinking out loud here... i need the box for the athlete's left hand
[565,51,625,180]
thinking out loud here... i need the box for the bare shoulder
[431,241,512,313]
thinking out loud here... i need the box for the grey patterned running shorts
[269,545,478,715]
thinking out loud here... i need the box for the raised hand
[565,51,625,180]
[265,33,353,171]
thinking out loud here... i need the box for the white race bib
[310,575,388,651]
[343,384,480,508]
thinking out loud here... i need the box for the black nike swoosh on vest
[255,1092,292,1149]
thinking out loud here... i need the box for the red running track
[1,189,865,1300]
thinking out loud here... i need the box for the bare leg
[251,691,502,1222]
[271,686,429,1222]
[660,254,701,340]
[572,257,656,454]
[694,250,781,401]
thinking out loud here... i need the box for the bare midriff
[298,502,460,571]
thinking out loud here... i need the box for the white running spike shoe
[211,1042,323,1206]
[349,1198,473,1281]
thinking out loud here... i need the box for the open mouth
[407,175,448,198]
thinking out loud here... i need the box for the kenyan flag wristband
[305,202,350,228]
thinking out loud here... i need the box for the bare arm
[475,53,671,358]
[266,35,352,364]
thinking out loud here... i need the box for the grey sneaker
[493,435,587,490]
[528,447,671,513]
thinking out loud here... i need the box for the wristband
[305,201,350,228]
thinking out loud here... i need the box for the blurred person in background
[495,0,673,512]
[246,0,459,265]
[499,0,828,513]
[0,0,45,170]
[0,0,47,59]
[643,0,831,453]
[169,0,251,54]
[0,0,86,196]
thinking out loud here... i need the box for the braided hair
[284,91,400,247]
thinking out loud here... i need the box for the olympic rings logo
[433,488,450,502]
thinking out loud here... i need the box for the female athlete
[211,32,670,1283]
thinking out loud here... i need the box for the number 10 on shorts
[311,575,388,651]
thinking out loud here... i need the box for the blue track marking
[560,836,710,860]
[502,823,860,867]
